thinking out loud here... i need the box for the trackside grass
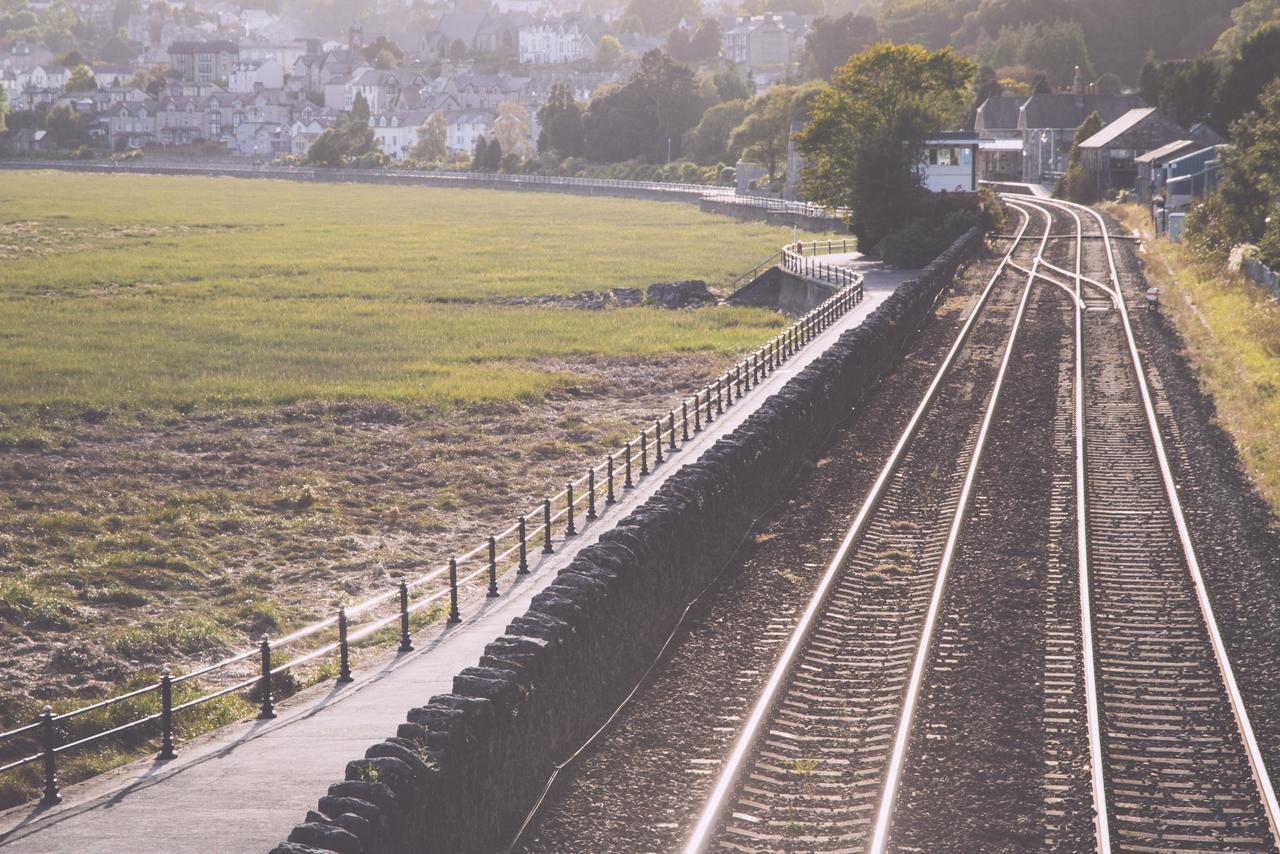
[1110,204,1280,517]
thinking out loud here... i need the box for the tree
[448,38,467,63]
[472,136,488,169]
[66,64,97,92]
[1057,111,1103,202]
[583,49,703,162]
[1157,56,1219,127]
[595,34,622,67]
[101,33,141,64]
[798,42,975,250]
[800,13,878,81]
[362,36,403,67]
[351,91,370,124]
[494,101,533,159]
[409,111,447,162]
[683,98,748,165]
[0,86,7,135]
[1204,80,1280,248]
[1214,23,1280,129]
[1214,0,1280,58]
[56,51,88,68]
[730,82,823,183]
[713,69,750,102]
[1094,72,1122,94]
[112,0,138,30]
[485,136,503,170]
[536,83,584,156]
[967,64,1003,126]
[131,65,169,97]
[687,19,721,60]
[306,112,379,166]
[45,103,90,147]
[1030,73,1051,94]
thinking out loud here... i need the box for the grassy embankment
[0,171,836,804]
[1110,204,1280,516]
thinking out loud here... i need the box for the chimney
[1073,65,1084,108]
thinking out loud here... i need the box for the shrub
[1185,192,1254,262]
[1259,216,1280,271]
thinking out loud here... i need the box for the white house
[518,20,594,64]
[921,134,979,192]
[228,58,283,93]
[369,110,430,160]
[445,108,495,153]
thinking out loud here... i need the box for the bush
[1259,216,1280,271]
[877,207,980,267]
[1185,192,1254,262]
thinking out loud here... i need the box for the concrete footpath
[0,258,915,854]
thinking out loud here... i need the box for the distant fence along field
[0,171,816,412]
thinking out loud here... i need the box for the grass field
[1110,205,1280,517]
[0,171,825,802]
[0,171,818,412]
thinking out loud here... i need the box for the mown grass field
[0,171,823,804]
[0,171,816,413]
[1110,204,1280,516]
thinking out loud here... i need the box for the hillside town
[0,0,819,164]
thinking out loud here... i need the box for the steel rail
[1020,193,1280,849]
[1005,259,1086,308]
[1010,195,1112,853]
[683,210,1034,854]
[865,202,1051,853]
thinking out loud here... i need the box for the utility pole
[667,136,672,163]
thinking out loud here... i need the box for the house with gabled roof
[1077,107,1188,198]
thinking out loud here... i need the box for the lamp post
[1039,131,1049,181]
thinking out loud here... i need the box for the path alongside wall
[269,229,983,854]
[0,256,928,854]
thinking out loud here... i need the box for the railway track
[683,196,1280,852]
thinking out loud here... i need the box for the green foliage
[973,19,1094,87]
[712,69,750,103]
[684,99,748,165]
[537,83,584,157]
[306,111,380,167]
[409,111,447,163]
[0,578,80,630]
[584,50,703,163]
[876,207,981,267]
[45,104,91,148]
[471,135,489,170]
[798,42,975,250]
[351,91,370,124]
[800,13,878,81]
[1214,22,1280,129]
[66,64,97,92]
[1055,111,1103,203]
[361,36,402,68]
[595,34,622,67]
[1095,72,1122,94]
[1214,0,1280,58]
[1258,215,1280,270]
[1185,192,1255,261]
[730,81,824,182]
[667,19,721,62]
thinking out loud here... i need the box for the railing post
[543,499,554,553]
[448,557,461,623]
[565,483,577,536]
[705,385,714,424]
[40,706,60,805]
[487,536,499,597]
[736,364,743,397]
[716,378,724,414]
[337,605,353,683]
[158,667,176,760]
[257,635,276,719]
[682,402,690,441]
[639,432,649,475]
[667,411,677,452]
[518,516,530,573]
[606,456,616,504]
[399,580,414,650]
[587,469,598,519]
[694,392,702,432]
[654,420,664,465]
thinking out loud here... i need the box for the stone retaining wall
[269,227,985,854]
[726,266,840,316]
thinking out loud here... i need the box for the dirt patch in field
[0,353,731,727]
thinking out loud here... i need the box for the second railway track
[685,195,1280,853]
